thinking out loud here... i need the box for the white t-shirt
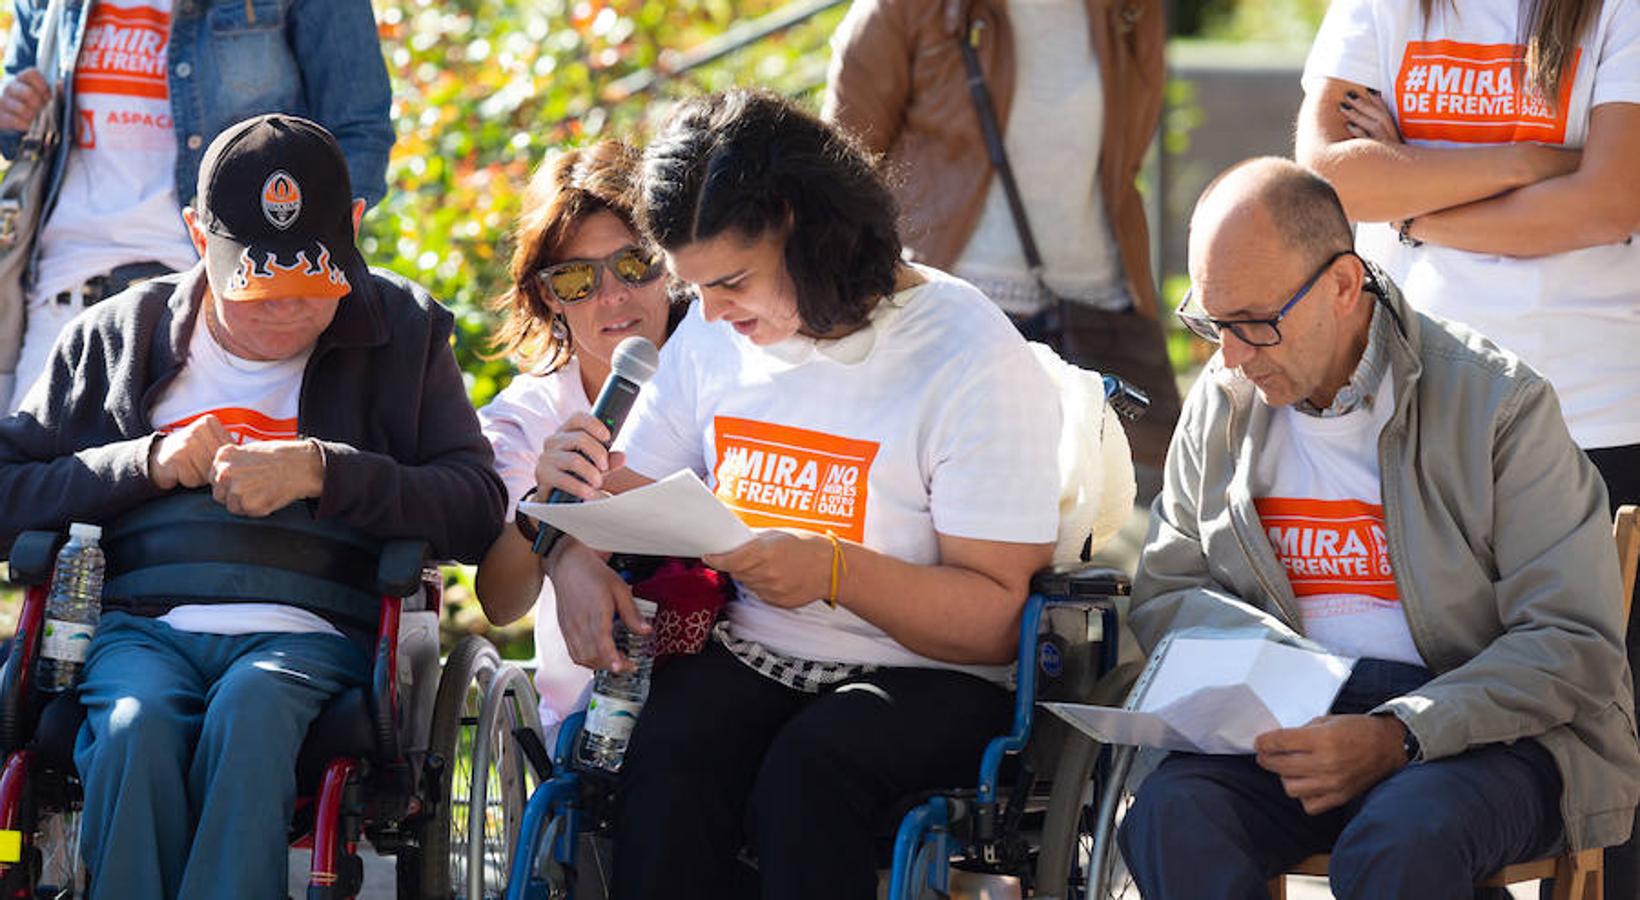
[146,310,334,636]
[32,0,198,306]
[1251,373,1422,665]
[952,0,1126,313]
[477,358,595,728]
[1303,0,1640,450]
[617,266,1062,682]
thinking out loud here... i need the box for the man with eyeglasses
[1118,157,1638,899]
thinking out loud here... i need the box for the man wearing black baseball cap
[0,114,504,898]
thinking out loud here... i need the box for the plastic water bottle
[36,523,105,694]
[577,598,657,773]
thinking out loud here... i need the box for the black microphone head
[610,336,660,385]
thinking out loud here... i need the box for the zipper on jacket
[1375,385,1441,672]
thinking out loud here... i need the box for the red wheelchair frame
[0,527,442,900]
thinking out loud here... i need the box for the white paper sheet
[518,470,755,557]
[1045,636,1354,754]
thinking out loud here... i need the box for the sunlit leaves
[368,0,844,407]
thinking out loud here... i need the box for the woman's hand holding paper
[703,530,834,609]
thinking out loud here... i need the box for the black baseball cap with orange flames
[194,114,367,302]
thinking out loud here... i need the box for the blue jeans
[73,612,370,900]
[1118,659,1565,900]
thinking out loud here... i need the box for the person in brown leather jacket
[823,0,1180,489]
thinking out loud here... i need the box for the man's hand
[702,530,832,609]
[149,415,233,489]
[1254,714,1408,815]
[209,439,325,517]
[0,69,49,133]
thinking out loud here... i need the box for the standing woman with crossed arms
[1296,0,1640,890]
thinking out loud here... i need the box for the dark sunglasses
[1176,250,1357,347]
[535,245,664,305]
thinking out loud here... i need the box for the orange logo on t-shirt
[1253,498,1399,601]
[75,5,171,100]
[158,407,298,445]
[1394,40,1580,144]
[712,417,880,543]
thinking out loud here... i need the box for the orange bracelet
[825,529,847,609]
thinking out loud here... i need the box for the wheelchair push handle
[1103,374,1150,422]
[5,531,65,587]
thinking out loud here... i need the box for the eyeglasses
[1176,250,1356,347]
[535,245,664,305]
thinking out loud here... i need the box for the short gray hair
[1197,158,1354,267]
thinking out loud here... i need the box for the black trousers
[1586,443,1640,900]
[608,642,1012,900]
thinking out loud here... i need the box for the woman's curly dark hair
[639,90,902,335]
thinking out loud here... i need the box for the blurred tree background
[368,0,848,413]
[366,0,849,651]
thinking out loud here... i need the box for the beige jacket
[822,0,1166,317]
[1132,267,1640,851]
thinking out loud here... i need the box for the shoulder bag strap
[956,14,1070,335]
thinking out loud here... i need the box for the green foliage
[1174,0,1327,43]
[370,0,845,653]
[369,0,846,409]
[1199,0,1328,45]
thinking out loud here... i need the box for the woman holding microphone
[540,89,1063,899]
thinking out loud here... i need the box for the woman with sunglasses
[473,140,681,732]
[538,90,1063,899]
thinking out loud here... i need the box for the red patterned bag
[627,558,732,658]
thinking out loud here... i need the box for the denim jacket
[1,0,392,240]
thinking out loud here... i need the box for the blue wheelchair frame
[503,568,1124,900]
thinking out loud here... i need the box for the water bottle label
[40,620,95,663]
[584,692,643,741]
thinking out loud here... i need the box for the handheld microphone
[531,336,661,556]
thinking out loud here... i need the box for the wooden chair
[1269,504,1640,900]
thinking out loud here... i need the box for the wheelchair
[490,365,1152,900]
[0,490,524,899]
[496,565,1132,900]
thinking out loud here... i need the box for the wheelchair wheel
[462,664,542,900]
[1034,729,1099,900]
[399,634,502,899]
[1029,734,1139,900]
[1085,744,1138,900]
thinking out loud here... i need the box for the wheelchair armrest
[1030,563,1130,600]
[7,531,64,586]
[0,576,50,754]
[370,596,405,764]
[976,576,1128,837]
[376,540,429,598]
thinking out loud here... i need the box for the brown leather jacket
[823,0,1166,316]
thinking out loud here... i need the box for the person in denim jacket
[0,0,392,413]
